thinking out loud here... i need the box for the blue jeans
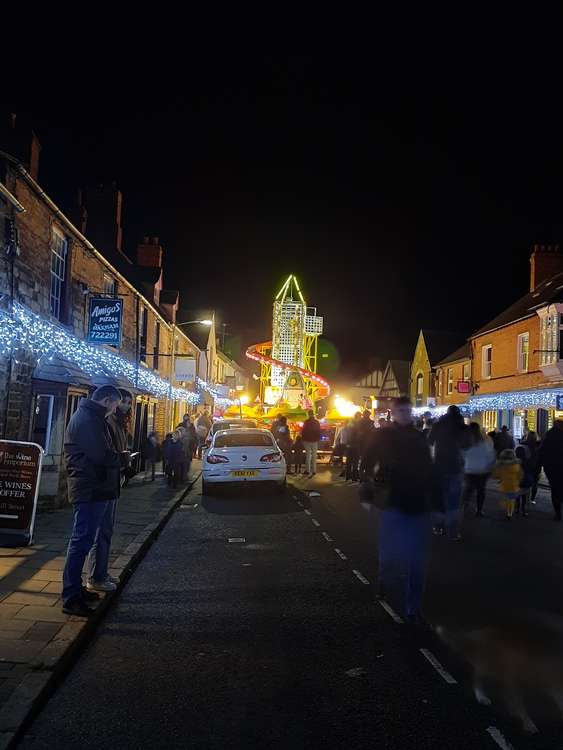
[62,501,112,605]
[378,509,432,617]
[86,498,117,583]
[437,474,463,538]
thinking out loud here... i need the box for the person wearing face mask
[61,386,124,617]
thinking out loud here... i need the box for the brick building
[410,330,464,408]
[435,343,471,407]
[0,117,223,508]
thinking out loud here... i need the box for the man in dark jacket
[538,420,563,520]
[62,386,123,617]
[345,412,363,482]
[428,405,469,540]
[363,396,436,622]
[301,409,321,477]
[495,425,515,455]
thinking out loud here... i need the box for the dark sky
[8,36,563,378]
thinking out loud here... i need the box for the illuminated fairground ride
[245,275,330,411]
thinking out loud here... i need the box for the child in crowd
[292,434,305,474]
[144,432,161,482]
[493,448,523,520]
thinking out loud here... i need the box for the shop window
[31,395,54,453]
[50,228,68,321]
[65,392,85,428]
[517,333,529,373]
[482,345,492,378]
[447,368,453,395]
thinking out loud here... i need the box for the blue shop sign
[556,394,563,411]
[87,297,123,347]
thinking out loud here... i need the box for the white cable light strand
[468,388,563,413]
[0,302,200,403]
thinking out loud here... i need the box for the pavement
[0,464,201,750]
[12,471,563,750]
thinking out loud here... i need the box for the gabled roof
[436,342,471,367]
[472,272,563,338]
[420,330,465,367]
[380,359,411,396]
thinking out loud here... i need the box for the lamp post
[169,319,213,429]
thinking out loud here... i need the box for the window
[65,392,85,428]
[462,362,470,381]
[153,321,160,370]
[437,371,442,397]
[139,306,148,363]
[539,308,563,366]
[214,432,274,448]
[447,368,454,395]
[517,332,529,372]
[482,345,492,378]
[103,273,117,296]
[50,228,68,321]
[415,372,424,407]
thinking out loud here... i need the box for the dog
[437,610,563,734]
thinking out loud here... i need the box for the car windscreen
[214,433,275,448]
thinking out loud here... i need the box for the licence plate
[231,470,258,477]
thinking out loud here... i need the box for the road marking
[379,600,404,624]
[321,532,333,542]
[334,548,347,560]
[228,538,246,543]
[352,569,370,585]
[311,518,321,527]
[419,648,458,684]
[297,500,304,507]
[486,727,516,750]
[303,509,312,516]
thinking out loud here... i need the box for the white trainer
[86,579,117,593]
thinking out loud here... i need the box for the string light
[468,388,563,412]
[0,302,204,403]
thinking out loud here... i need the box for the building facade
[435,343,472,407]
[0,120,223,508]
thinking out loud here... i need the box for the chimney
[1,113,42,181]
[137,236,163,269]
[81,183,124,255]
[530,244,563,291]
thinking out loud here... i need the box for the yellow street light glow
[199,319,213,326]
[239,395,249,405]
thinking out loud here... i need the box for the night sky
[8,38,563,379]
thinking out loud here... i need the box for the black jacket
[428,415,469,474]
[64,399,121,503]
[538,425,563,477]
[363,423,436,514]
[301,417,321,442]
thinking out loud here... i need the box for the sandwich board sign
[0,440,43,547]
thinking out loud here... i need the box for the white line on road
[297,501,304,507]
[378,600,404,624]
[303,509,312,515]
[486,727,516,750]
[419,648,458,684]
[334,548,347,560]
[321,532,333,542]
[352,569,370,585]
[311,518,321,527]
[228,538,246,543]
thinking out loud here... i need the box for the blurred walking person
[345,412,363,482]
[428,405,469,540]
[538,420,563,521]
[521,431,541,504]
[302,409,321,477]
[144,432,160,482]
[462,423,495,517]
[493,448,523,520]
[363,396,436,624]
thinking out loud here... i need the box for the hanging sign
[0,440,43,547]
[87,297,123,347]
[175,357,196,382]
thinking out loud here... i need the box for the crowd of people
[270,411,321,477]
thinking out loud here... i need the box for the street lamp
[169,319,213,429]
[176,319,213,327]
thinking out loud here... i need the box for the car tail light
[206,454,230,464]
[260,452,282,463]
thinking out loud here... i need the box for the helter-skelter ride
[224,275,332,425]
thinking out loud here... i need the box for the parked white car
[202,428,286,493]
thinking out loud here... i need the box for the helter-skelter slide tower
[245,275,330,409]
